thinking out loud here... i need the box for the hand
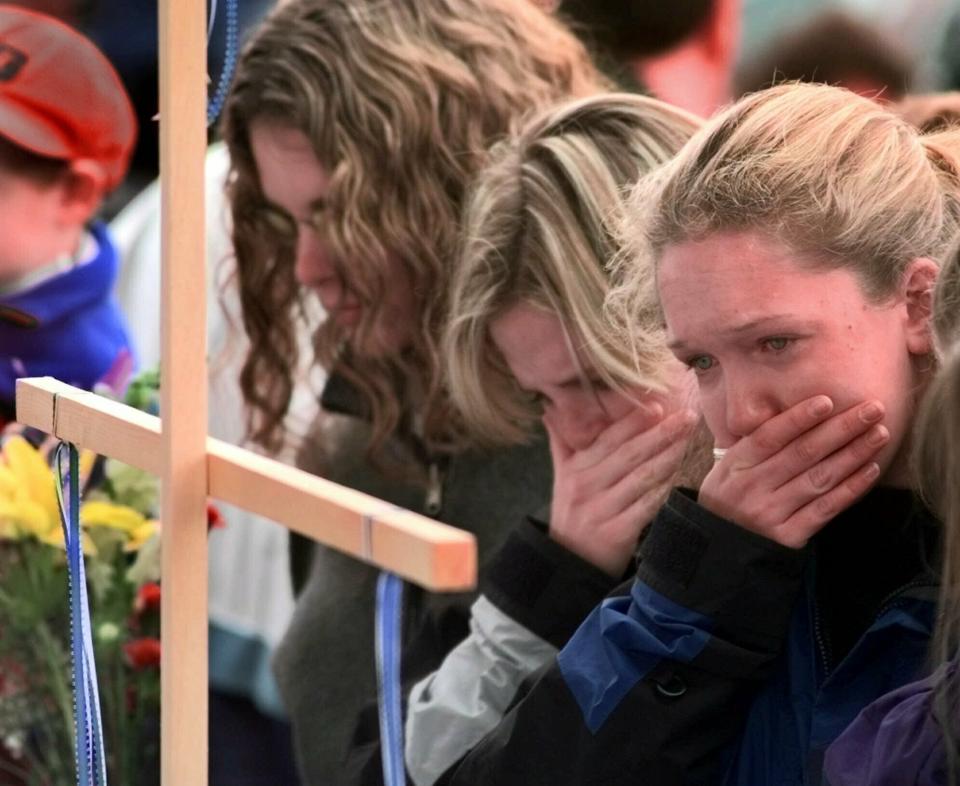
[698,396,889,549]
[546,405,699,577]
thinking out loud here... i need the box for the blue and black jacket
[439,486,939,785]
[0,221,133,425]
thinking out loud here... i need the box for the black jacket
[438,487,939,786]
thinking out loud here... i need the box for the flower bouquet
[0,373,165,785]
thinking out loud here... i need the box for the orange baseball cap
[0,5,137,190]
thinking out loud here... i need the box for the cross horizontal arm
[15,376,477,591]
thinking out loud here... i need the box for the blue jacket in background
[823,661,953,786]
[0,221,134,408]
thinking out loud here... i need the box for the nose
[293,225,336,288]
[722,371,780,441]
[546,391,610,452]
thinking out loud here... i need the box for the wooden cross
[12,2,477,784]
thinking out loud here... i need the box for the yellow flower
[81,501,159,552]
[0,436,103,554]
[124,520,159,553]
[0,497,49,539]
[0,437,59,542]
[81,500,145,534]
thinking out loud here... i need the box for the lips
[328,304,362,327]
[314,285,362,325]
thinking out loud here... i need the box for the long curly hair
[221,0,603,461]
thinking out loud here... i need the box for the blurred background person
[897,91,960,132]
[555,0,740,117]
[735,9,914,100]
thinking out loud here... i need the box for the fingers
[615,409,699,469]
[600,434,691,519]
[735,395,835,465]
[546,404,695,576]
[567,478,676,578]
[611,479,674,543]
[586,410,698,494]
[576,403,666,469]
[778,421,889,498]
[744,401,889,493]
[701,398,890,549]
[558,409,697,500]
[776,461,882,548]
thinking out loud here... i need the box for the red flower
[207,503,224,531]
[0,659,27,696]
[123,637,161,670]
[134,582,161,616]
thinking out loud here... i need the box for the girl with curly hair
[220,0,603,781]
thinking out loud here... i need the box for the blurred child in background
[0,5,136,428]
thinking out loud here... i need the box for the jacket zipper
[812,598,833,676]
[425,462,443,516]
[818,576,934,680]
[870,577,935,624]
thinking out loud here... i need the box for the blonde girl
[445,92,707,575]
[404,93,704,785]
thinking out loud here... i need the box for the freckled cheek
[548,397,615,449]
[602,391,639,422]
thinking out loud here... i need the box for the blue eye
[689,355,715,372]
[763,337,791,352]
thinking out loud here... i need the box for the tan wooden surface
[16,377,163,473]
[158,0,210,781]
[15,378,478,591]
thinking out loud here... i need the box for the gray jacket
[271,377,552,786]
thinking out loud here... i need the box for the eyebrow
[667,316,822,351]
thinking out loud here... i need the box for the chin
[348,329,410,360]
[876,438,913,489]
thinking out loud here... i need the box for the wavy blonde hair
[609,83,960,360]
[445,93,699,446]
[915,239,960,780]
[221,0,604,457]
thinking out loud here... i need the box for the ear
[901,257,939,355]
[56,158,107,226]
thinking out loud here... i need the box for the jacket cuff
[481,517,619,649]
[638,488,809,650]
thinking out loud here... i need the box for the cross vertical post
[158,0,210,783]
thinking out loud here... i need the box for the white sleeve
[404,594,557,786]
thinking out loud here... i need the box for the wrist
[548,527,631,578]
